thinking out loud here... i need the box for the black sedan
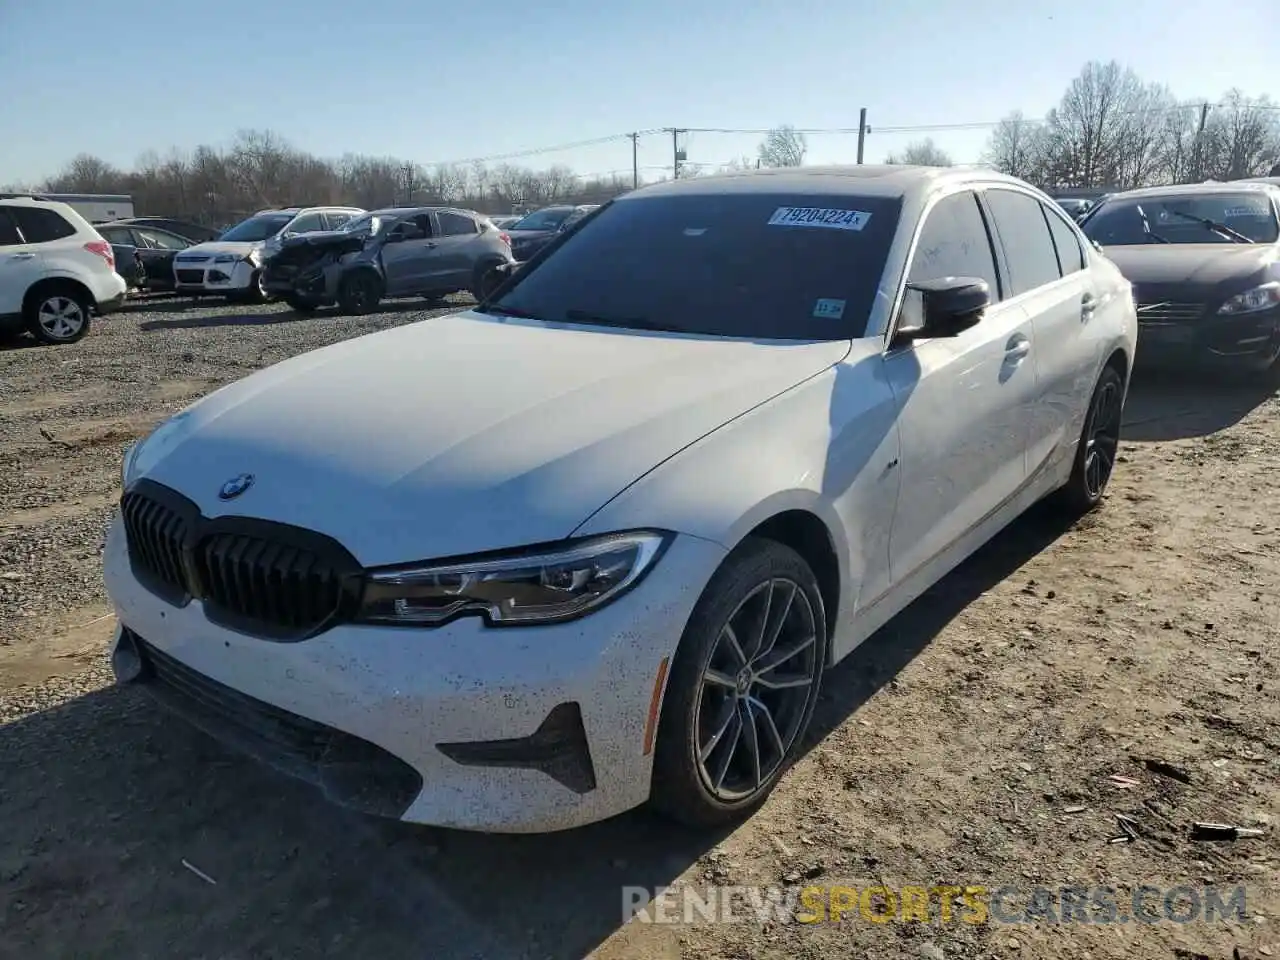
[113,217,221,244]
[96,222,197,292]
[1080,183,1280,373]
[504,204,598,260]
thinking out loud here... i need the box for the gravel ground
[1,296,1278,960]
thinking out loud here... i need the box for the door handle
[425,241,437,248]
[1081,293,1098,318]
[10,253,35,260]
[1005,338,1031,361]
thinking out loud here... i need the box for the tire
[338,272,381,315]
[1051,363,1124,515]
[285,296,317,314]
[470,260,507,301]
[25,286,92,345]
[650,538,828,828]
[241,270,269,304]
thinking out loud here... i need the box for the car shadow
[1121,366,1278,442]
[122,294,208,313]
[0,502,1076,960]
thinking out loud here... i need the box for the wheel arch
[741,508,842,647]
[23,276,97,315]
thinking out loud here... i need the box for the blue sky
[1,0,1275,186]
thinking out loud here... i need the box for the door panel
[884,301,1037,584]
[983,189,1092,472]
[880,188,1037,586]
[380,215,436,295]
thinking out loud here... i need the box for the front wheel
[650,538,827,828]
[1052,364,1124,515]
[338,272,381,315]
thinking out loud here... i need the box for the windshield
[1081,193,1279,245]
[218,214,294,243]
[509,208,573,232]
[486,192,903,339]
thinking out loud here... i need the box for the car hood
[1102,243,1277,300]
[175,240,262,260]
[134,312,850,566]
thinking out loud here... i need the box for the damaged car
[262,206,515,314]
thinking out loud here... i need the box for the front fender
[574,341,900,643]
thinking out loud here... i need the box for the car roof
[623,164,1034,202]
[367,206,479,218]
[1101,182,1280,201]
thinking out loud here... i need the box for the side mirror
[894,276,990,344]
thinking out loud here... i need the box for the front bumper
[1137,305,1280,370]
[262,262,334,303]
[102,515,726,832]
[172,257,258,294]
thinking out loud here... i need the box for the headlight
[358,531,670,627]
[213,253,237,264]
[120,411,193,488]
[1218,281,1280,315]
[245,249,264,267]
[120,441,139,488]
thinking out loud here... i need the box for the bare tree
[884,138,953,166]
[982,112,1047,181]
[1202,90,1280,180]
[757,125,807,168]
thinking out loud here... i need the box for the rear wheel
[26,287,92,345]
[1052,364,1124,515]
[650,538,827,828]
[338,271,381,315]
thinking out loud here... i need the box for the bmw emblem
[218,473,255,500]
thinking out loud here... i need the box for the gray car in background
[261,206,516,314]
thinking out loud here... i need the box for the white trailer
[29,193,135,222]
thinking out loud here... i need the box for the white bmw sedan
[106,166,1137,833]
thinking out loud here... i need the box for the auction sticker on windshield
[768,207,872,231]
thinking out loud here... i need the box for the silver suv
[261,206,516,313]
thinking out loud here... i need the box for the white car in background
[0,195,128,344]
[171,205,363,301]
[106,166,1136,833]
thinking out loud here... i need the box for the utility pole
[1193,102,1211,179]
[668,128,686,179]
[629,132,639,189]
[856,108,868,165]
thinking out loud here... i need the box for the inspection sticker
[813,298,847,319]
[768,207,872,231]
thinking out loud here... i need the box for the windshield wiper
[563,309,674,331]
[1134,204,1171,244]
[1166,209,1252,243]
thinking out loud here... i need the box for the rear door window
[1043,203,1084,274]
[983,189,1064,295]
[0,208,22,246]
[493,192,903,339]
[10,207,77,243]
[288,213,327,234]
[438,211,479,236]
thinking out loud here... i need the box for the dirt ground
[1,297,1277,960]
